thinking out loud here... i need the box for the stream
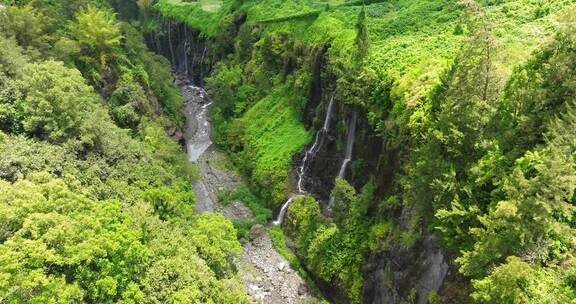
[178,76,317,303]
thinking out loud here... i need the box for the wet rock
[250,224,266,241]
[298,283,308,296]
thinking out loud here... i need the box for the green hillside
[1,0,576,303]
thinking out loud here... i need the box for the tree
[0,5,49,53]
[69,6,122,81]
[495,8,576,158]
[458,105,576,277]
[108,73,149,130]
[188,212,242,277]
[16,60,96,142]
[0,174,148,303]
[0,34,28,77]
[471,256,574,303]
[331,177,358,225]
[404,0,503,251]
[141,183,196,221]
[355,6,369,63]
[143,256,249,304]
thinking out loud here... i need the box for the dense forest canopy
[0,0,249,303]
[1,0,576,303]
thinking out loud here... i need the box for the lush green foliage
[5,0,576,302]
[283,180,378,303]
[401,4,576,302]
[0,1,249,302]
[144,0,576,301]
[205,39,313,207]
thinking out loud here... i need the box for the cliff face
[145,20,213,87]
[298,71,453,304]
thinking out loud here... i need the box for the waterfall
[328,110,357,210]
[168,20,175,66]
[273,197,294,225]
[337,111,357,178]
[183,26,189,76]
[296,93,335,193]
[199,45,207,87]
[274,93,336,225]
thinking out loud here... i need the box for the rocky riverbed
[178,76,317,303]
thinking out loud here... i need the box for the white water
[275,94,336,225]
[186,86,213,162]
[272,197,294,225]
[296,93,335,193]
[199,45,207,87]
[183,27,189,76]
[328,111,357,210]
[337,111,357,178]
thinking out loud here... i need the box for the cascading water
[183,26,189,76]
[337,111,357,178]
[297,93,335,193]
[168,20,176,66]
[272,197,294,225]
[328,110,357,210]
[274,93,336,225]
[199,45,207,87]
[186,86,213,162]
[147,20,213,87]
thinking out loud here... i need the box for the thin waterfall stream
[199,45,207,87]
[274,93,336,225]
[337,111,358,178]
[328,111,357,210]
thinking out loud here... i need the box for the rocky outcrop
[241,225,316,304]
[362,234,449,304]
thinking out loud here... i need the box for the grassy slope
[154,0,229,35]
[242,89,312,201]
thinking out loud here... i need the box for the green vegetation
[206,45,313,206]
[0,1,249,302]
[154,0,235,36]
[282,181,378,303]
[3,0,576,302]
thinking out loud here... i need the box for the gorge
[1,1,576,304]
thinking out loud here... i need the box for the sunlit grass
[200,0,222,12]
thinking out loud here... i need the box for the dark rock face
[300,82,449,303]
[144,20,214,87]
[362,233,449,304]
[303,45,330,129]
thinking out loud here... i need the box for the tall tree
[355,6,369,63]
